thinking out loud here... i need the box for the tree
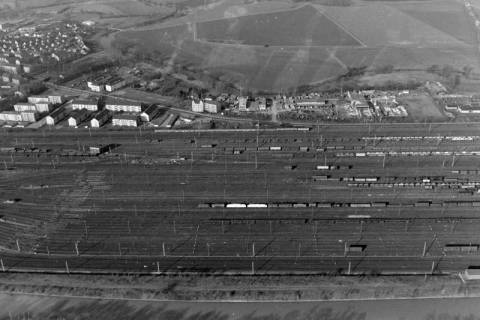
[441,65,455,78]
[463,65,473,79]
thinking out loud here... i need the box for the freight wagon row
[199,200,480,209]
[362,135,480,142]
[336,151,480,157]
[0,147,51,154]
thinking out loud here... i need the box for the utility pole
[0,258,4,272]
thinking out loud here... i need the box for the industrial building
[90,110,111,128]
[71,99,98,112]
[140,105,160,122]
[112,114,139,127]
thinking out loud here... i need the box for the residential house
[48,95,63,104]
[191,99,204,112]
[258,97,267,111]
[20,111,38,122]
[238,96,248,111]
[14,102,36,112]
[28,96,49,104]
[112,114,139,127]
[71,99,98,111]
[34,102,52,113]
[87,79,104,92]
[105,100,141,113]
[295,97,326,108]
[0,111,22,122]
[204,99,220,113]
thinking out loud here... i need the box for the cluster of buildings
[87,75,126,92]
[442,94,480,114]
[0,22,90,79]
[0,95,62,123]
[196,90,408,120]
[191,97,221,113]
[0,90,183,128]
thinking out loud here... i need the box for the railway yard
[3,123,480,276]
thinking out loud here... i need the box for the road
[45,82,257,123]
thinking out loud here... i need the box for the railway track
[2,125,480,274]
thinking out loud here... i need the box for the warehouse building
[71,99,98,111]
[67,109,89,127]
[106,100,142,113]
[140,105,160,122]
[45,107,66,126]
[112,114,139,127]
[90,110,111,128]
[105,77,126,92]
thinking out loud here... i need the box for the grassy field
[397,93,447,122]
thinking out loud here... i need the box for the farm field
[112,0,480,92]
[196,5,362,47]
[2,124,480,274]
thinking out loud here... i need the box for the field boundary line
[316,8,367,48]
[0,290,479,304]
[126,4,312,32]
